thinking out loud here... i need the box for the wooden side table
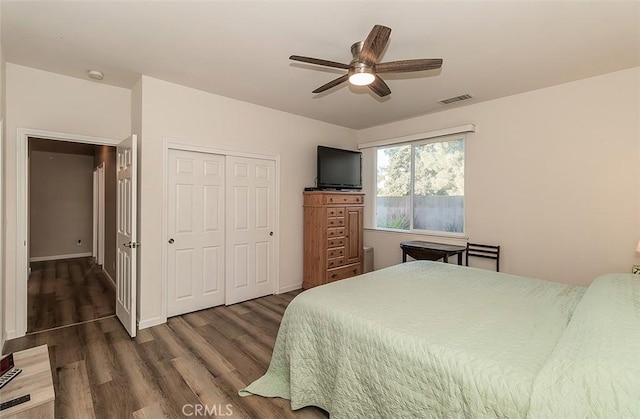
[0,345,54,418]
[400,241,466,265]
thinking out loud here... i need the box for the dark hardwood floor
[5,290,328,418]
[28,257,116,333]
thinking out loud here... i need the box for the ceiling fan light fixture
[290,24,443,97]
[348,67,375,86]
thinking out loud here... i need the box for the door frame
[161,138,281,324]
[14,128,120,338]
[93,170,98,259]
[93,163,106,266]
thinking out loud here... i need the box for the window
[376,136,464,233]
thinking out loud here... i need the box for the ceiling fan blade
[290,55,350,70]
[312,74,349,94]
[368,76,391,97]
[359,25,392,65]
[375,58,443,73]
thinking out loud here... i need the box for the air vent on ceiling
[438,94,473,105]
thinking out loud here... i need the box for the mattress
[240,261,589,418]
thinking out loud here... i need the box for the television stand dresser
[303,191,364,289]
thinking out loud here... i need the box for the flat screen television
[317,146,362,190]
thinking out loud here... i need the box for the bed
[240,261,640,418]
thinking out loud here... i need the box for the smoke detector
[87,70,104,80]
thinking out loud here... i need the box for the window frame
[374,133,466,237]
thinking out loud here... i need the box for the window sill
[364,227,468,243]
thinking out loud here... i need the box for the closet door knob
[168,238,175,244]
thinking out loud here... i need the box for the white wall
[359,67,640,286]
[0,3,5,349]
[136,76,357,327]
[29,147,94,259]
[4,64,131,338]
[130,77,142,322]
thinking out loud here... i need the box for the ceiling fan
[290,25,443,97]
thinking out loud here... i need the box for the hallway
[28,257,116,333]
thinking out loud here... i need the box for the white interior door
[225,156,276,305]
[116,135,137,337]
[167,150,225,317]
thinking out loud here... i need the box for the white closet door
[167,150,225,317]
[225,156,276,305]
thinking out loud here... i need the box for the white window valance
[357,124,476,150]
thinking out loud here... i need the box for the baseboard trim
[29,252,93,262]
[138,316,165,330]
[102,267,116,290]
[277,283,303,294]
[5,329,21,340]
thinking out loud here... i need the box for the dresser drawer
[327,237,345,248]
[327,247,345,259]
[327,208,345,217]
[327,257,345,269]
[327,263,362,283]
[327,227,345,238]
[327,217,345,227]
[324,194,363,205]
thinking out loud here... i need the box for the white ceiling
[2,1,639,130]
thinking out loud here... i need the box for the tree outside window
[376,137,464,233]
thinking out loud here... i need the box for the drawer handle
[331,274,337,279]
[353,269,357,274]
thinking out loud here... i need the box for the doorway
[164,145,279,318]
[13,128,134,339]
[27,138,117,333]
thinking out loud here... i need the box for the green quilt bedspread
[240,261,586,418]
[528,273,640,418]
